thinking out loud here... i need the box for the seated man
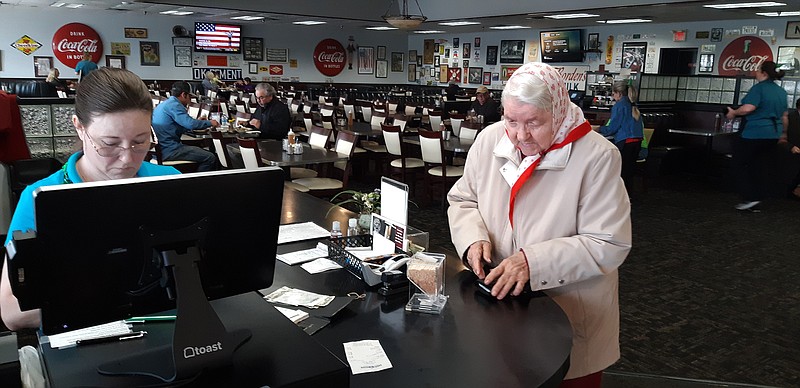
[248,83,290,140]
[152,81,219,171]
[470,86,501,124]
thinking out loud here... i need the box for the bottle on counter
[330,221,342,239]
[714,113,722,132]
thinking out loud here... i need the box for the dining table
[226,139,348,167]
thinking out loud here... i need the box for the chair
[449,113,466,137]
[290,126,333,180]
[8,157,62,206]
[238,138,309,193]
[187,103,201,119]
[343,103,356,120]
[361,105,373,123]
[370,111,387,132]
[320,104,335,119]
[303,101,313,114]
[388,101,399,115]
[303,113,314,132]
[235,102,247,113]
[382,123,424,187]
[392,114,408,132]
[292,131,357,195]
[210,130,234,169]
[428,111,443,131]
[418,129,464,210]
[404,103,417,116]
[235,111,252,127]
[459,121,481,140]
[150,143,199,173]
[199,103,213,120]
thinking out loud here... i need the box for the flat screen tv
[540,29,583,63]
[194,22,242,54]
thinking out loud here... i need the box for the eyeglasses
[504,120,542,132]
[85,131,151,157]
[256,95,270,101]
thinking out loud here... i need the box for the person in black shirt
[248,83,291,140]
[445,80,461,101]
[470,86,501,124]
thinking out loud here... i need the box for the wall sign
[11,35,42,55]
[787,21,800,39]
[718,36,772,76]
[242,37,263,61]
[313,39,345,77]
[192,68,242,81]
[52,23,103,68]
[269,65,284,75]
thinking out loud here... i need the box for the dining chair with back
[418,129,465,210]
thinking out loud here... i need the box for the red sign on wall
[313,39,346,77]
[718,36,773,76]
[269,65,283,75]
[52,23,103,69]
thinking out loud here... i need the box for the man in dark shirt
[470,86,501,124]
[248,83,290,140]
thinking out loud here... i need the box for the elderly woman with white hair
[447,62,631,387]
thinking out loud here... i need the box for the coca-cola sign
[52,23,103,69]
[718,36,772,76]
[313,39,346,77]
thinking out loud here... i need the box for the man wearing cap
[471,86,501,124]
[151,81,219,171]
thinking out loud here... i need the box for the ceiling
[2,0,799,32]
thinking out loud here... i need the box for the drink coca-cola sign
[313,39,346,77]
[52,23,103,69]
[718,36,772,76]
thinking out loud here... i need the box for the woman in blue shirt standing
[726,61,788,212]
[599,80,644,197]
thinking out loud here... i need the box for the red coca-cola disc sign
[718,36,772,76]
[313,39,346,77]
[52,23,103,69]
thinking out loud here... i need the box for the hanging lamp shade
[382,0,427,29]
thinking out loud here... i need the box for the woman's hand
[726,106,737,120]
[466,240,492,279]
[483,251,530,300]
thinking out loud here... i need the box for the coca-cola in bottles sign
[313,39,346,77]
[52,23,103,68]
[718,36,772,76]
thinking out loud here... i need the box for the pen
[75,331,147,346]
[124,315,177,323]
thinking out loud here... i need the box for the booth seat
[0,79,58,98]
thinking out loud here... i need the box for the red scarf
[508,121,592,227]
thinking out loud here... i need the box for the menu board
[242,37,263,61]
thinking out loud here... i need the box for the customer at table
[241,77,256,93]
[445,79,461,101]
[248,83,291,140]
[470,85,500,124]
[726,61,788,212]
[448,62,631,388]
[74,51,98,81]
[201,71,219,95]
[780,98,800,199]
[151,81,219,171]
[1,68,180,330]
[598,80,643,197]
[45,68,74,91]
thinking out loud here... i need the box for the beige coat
[448,121,632,379]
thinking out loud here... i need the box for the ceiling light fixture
[366,26,399,30]
[489,25,531,30]
[160,10,193,15]
[703,2,785,9]
[65,3,83,8]
[383,0,427,29]
[439,21,481,26]
[597,18,652,24]
[231,15,265,20]
[413,30,445,34]
[293,21,327,25]
[50,2,66,7]
[756,11,800,16]
[543,13,600,19]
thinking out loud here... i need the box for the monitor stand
[97,220,251,383]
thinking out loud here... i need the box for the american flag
[195,22,241,52]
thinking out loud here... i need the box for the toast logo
[183,341,222,359]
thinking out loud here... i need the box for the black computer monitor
[7,167,284,382]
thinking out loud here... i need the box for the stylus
[125,315,177,323]
[75,331,147,346]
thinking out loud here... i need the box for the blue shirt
[4,152,180,246]
[151,96,212,158]
[74,60,98,79]
[740,79,788,139]
[599,96,644,145]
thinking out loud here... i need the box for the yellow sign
[11,35,42,56]
[289,59,298,68]
[259,66,268,73]
[110,42,131,56]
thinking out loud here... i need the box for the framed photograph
[409,50,417,63]
[124,27,147,39]
[173,46,191,67]
[439,65,449,83]
[463,60,469,68]
[474,37,481,47]
[423,39,434,65]
[33,56,53,77]
[140,41,160,66]
[243,37,264,61]
[429,67,435,77]
[588,33,600,50]
[453,38,459,47]
[492,73,500,82]
[376,60,388,78]
[777,46,800,75]
[248,62,259,75]
[463,43,471,59]
[482,71,491,85]
[266,48,288,63]
[447,67,461,83]
[501,65,520,81]
[110,42,131,56]
[408,63,417,82]
[358,46,375,74]
[621,42,647,72]
[486,46,498,65]
[468,67,483,84]
[439,44,445,55]
[698,54,715,73]
[696,31,710,40]
[416,56,422,66]
[106,55,126,69]
[711,28,723,42]
[445,48,450,57]
[434,56,440,66]
[391,52,403,72]
[434,43,440,53]
[377,46,386,60]
[500,40,525,64]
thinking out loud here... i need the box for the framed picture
[377,46,386,60]
[391,52,403,72]
[445,48,450,57]
[463,43,471,59]
[140,41,160,66]
[695,31,710,40]
[416,56,422,66]
[501,65,520,81]
[500,40,525,64]
[698,54,715,73]
[358,46,375,74]
[172,37,192,46]
[468,67,483,84]
[409,50,417,63]
[423,39,434,64]
[787,21,800,39]
[408,63,417,82]
[110,42,131,56]
[173,46,191,67]
[439,44,445,55]
[482,71,491,85]
[777,46,800,75]
[434,43,440,53]
[266,48,288,63]
[447,67,462,83]
[439,65,449,83]
[124,27,148,39]
[429,67,435,77]
[711,28,723,42]
[106,55,126,69]
[474,37,481,47]
[243,37,264,61]
[33,56,52,77]
[486,46,498,65]
[248,62,259,74]
[588,33,600,50]
[434,56,440,66]
[621,42,647,72]
[376,60,388,78]
[463,60,469,68]
[453,38,459,47]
